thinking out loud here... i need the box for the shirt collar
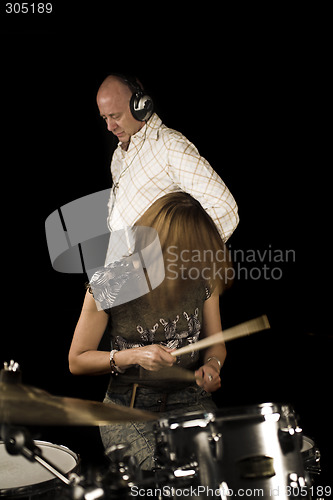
[118,113,162,148]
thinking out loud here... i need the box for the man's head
[97,75,151,145]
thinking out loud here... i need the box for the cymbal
[0,382,155,426]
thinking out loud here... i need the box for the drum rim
[213,402,295,419]
[156,410,215,429]
[301,435,318,460]
[156,402,295,429]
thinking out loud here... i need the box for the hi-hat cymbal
[0,382,155,426]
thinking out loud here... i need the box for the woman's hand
[195,363,221,393]
[131,344,176,371]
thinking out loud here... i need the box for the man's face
[97,80,144,144]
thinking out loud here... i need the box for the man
[96,74,239,253]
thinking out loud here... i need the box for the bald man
[97,74,239,253]
[97,76,145,150]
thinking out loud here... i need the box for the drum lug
[210,432,222,443]
[208,432,222,459]
[314,448,321,463]
[0,360,22,384]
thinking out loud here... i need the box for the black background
[1,3,331,491]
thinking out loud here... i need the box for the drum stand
[0,424,104,500]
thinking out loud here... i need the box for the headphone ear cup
[130,92,154,121]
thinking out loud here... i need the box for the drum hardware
[278,426,303,454]
[1,360,20,381]
[192,429,221,497]
[0,360,323,499]
[154,412,222,500]
[0,439,80,498]
[154,411,215,466]
[288,472,307,489]
[1,424,75,486]
[0,424,105,499]
[172,464,197,478]
[154,404,315,499]
[105,443,138,481]
[301,435,321,489]
[102,444,139,499]
[209,431,222,461]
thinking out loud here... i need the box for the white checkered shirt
[107,113,239,242]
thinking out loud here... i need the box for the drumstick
[171,315,270,358]
[139,365,199,382]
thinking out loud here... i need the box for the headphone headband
[121,75,144,95]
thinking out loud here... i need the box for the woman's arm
[195,292,226,392]
[68,290,111,375]
[69,290,175,376]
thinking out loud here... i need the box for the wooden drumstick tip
[263,315,270,329]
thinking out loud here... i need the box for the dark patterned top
[105,281,211,393]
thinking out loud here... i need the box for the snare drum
[0,440,79,498]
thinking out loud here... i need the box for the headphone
[114,74,154,122]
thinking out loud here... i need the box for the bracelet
[110,350,125,375]
[206,356,221,372]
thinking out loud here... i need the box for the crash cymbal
[0,381,155,426]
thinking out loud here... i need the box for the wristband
[110,350,125,374]
[206,356,221,372]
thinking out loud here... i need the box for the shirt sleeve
[166,135,239,242]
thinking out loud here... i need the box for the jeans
[100,385,217,470]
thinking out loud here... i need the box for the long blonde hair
[134,192,233,305]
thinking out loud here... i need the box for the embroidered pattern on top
[114,308,200,362]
